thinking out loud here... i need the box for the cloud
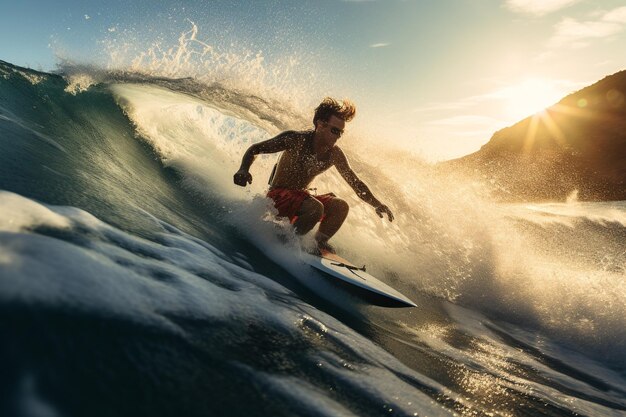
[603,6,626,23]
[504,0,581,16]
[369,43,390,48]
[413,78,583,124]
[548,7,626,48]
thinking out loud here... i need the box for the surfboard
[305,249,417,308]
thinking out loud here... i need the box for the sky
[2,0,626,161]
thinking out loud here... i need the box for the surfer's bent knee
[331,198,349,215]
[299,197,324,220]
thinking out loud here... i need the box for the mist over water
[1,22,626,417]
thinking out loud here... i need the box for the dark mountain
[444,70,626,202]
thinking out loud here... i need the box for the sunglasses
[324,122,344,136]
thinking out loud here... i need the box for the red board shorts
[267,188,335,224]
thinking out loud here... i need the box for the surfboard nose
[306,252,417,308]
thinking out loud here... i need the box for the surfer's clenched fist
[233,169,252,186]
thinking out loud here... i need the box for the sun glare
[500,78,564,121]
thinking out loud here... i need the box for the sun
[500,78,565,121]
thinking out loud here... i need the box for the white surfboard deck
[305,250,417,307]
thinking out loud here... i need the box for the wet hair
[313,97,356,126]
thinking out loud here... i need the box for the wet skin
[234,115,393,245]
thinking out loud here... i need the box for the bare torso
[269,130,337,190]
[234,122,394,224]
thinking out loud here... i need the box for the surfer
[233,97,394,253]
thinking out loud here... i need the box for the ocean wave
[2,58,626,415]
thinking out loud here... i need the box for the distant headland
[443,70,626,202]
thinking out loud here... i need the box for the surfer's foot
[316,240,336,255]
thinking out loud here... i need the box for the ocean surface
[1,59,626,417]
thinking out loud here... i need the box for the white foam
[0,191,71,233]
[0,192,468,416]
[109,77,626,370]
[64,73,97,94]
[0,191,289,331]
[13,68,46,85]
[110,83,274,203]
[109,82,427,302]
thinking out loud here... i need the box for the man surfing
[233,97,394,253]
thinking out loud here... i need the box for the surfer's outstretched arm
[332,149,394,222]
[233,131,296,187]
